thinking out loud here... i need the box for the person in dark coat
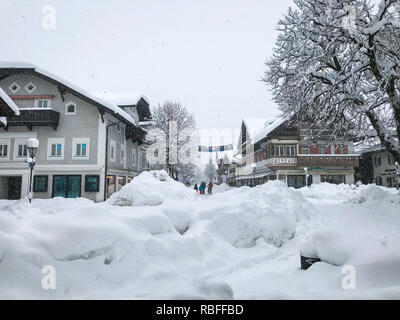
[194,183,199,192]
[207,182,213,195]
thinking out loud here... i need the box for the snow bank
[109,170,195,206]
[0,171,316,299]
[193,181,314,247]
[301,184,400,278]
[299,183,359,202]
[346,184,400,207]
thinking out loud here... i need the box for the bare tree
[264,0,400,162]
[151,100,196,180]
[203,158,216,183]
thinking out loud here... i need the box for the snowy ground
[0,171,399,300]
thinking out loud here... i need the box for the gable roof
[242,117,277,142]
[0,62,141,129]
[0,86,19,116]
[93,91,150,107]
[0,86,20,126]
[94,91,152,122]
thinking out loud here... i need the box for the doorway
[8,176,22,200]
[52,175,82,198]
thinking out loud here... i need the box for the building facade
[235,118,359,188]
[0,62,150,201]
[357,145,399,188]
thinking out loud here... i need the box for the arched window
[65,102,77,115]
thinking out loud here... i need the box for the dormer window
[65,102,77,115]
[9,82,20,93]
[25,82,36,93]
[35,99,51,108]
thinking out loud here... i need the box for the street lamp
[304,167,309,187]
[251,162,257,187]
[396,162,400,190]
[26,138,39,204]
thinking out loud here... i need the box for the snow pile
[212,183,234,193]
[1,176,399,299]
[0,172,316,299]
[109,170,195,206]
[299,183,359,202]
[195,181,314,247]
[346,185,400,207]
[299,184,400,296]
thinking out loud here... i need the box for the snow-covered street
[1,171,399,300]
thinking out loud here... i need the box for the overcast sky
[0,0,294,130]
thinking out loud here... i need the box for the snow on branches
[264,0,400,161]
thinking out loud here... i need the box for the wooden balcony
[5,108,60,130]
[265,157,298,169]
[297,155,359,168]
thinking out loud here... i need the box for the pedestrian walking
[207,182,213,195]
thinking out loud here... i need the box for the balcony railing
[5,108,60,130]
[297,155,359,168]
[265,157,298,167]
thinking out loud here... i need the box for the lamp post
[251,162,257,187]
[304,167,309,187]
[26,138,39,204]
[396,162,399,190]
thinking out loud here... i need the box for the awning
[235,173,269,180]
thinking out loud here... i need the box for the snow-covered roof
[0,62,139,127]
[94,91,150,106]
[260,117,287,140]
[0,86,20,115]
[356,143,385,154]
[243,117,276,141]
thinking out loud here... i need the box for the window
[121,145,126,162]
[387,177,393,188]
[48,138,64,159]
[335,145,344,154]
[35,99,51,108]
[25,82,36,93]
[72,138,90,160]
[318,145,327,154]
[9,82,20,93]
[388,154,394,165]
[376,176,383,186]
[17,144,27,157]
[85,175,100,192]
[0,140,10,159]
[274,145,284,156]
[270,145,275,156]
[33,176,48,192]
[375,155,381,167]
[110,140,116,161]
[301,145,310,154]
[286,145,296,157]
[65,102,77,115]
[14,140,28,159]
[321,175,346,184]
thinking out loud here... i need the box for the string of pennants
[198,144,233,153]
